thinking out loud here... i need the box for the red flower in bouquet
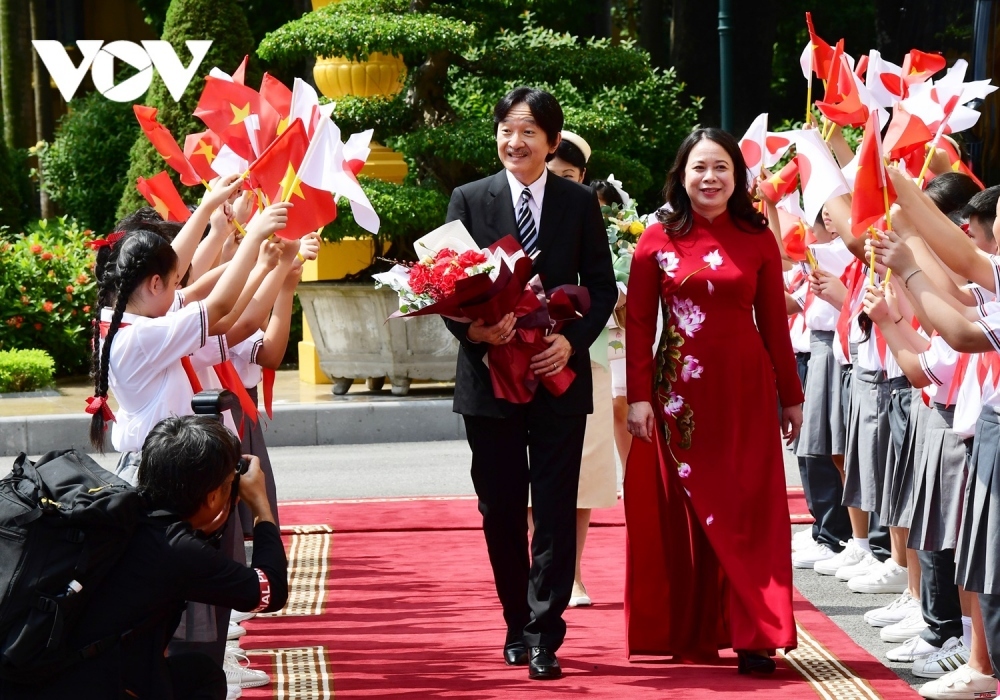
[407,248,489,303]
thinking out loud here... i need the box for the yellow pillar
[298,7,410,381]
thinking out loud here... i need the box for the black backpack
[0,449,145,683]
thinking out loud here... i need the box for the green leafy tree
[258,0,699,260]
[116,0,255,219]
[39,93,138,234]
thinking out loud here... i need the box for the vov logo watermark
[32,40,212,103]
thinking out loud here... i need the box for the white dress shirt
[506,167,547,232]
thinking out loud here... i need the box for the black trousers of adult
[918,549,963,647]
[166,509,242,666]
[975,592,1000,677]
[464,405,586,652]
[167,652,228,700]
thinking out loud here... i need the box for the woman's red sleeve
[625,225,664,404]
[754,231,805,407]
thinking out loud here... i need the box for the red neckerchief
[262,368,275,420]
[976,352,1000,391]
[945,351,971,407]
[836,260,866,360]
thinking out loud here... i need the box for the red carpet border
[240,493,919,698]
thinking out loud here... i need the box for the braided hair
[89,230,178,450]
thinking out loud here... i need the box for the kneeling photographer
[2,415,288,699]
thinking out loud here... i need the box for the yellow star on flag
[770,173,785,187]
[279,163,305,201]
[149,194,170,220]
[276,117,289,136]
[230,102,251,125]
[194,140,216,164]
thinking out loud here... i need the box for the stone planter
[297,282,459,396]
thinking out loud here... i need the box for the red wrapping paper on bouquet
[469,278,590,403]
[389,235,591,404]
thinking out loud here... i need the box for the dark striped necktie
[516,186,538,255]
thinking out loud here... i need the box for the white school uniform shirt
[803,239,854,332]
[852,267,904,378]
[230,330,266,389]
[951,306,1000,437]
[101,302,210,453]
[918,335,964,405]
[784,269,810,354]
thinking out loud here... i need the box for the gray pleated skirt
[797,331,846,457]
[957,407,1000,594]
[844,366,908,512]
[882,388,923,528]
[236,386,280,538]
[908,404,970,551]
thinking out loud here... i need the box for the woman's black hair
[493,86,564,146]
[591,179,625,208]
[925,172,982,217]
[137,415,241,519]
[550,139,588,171]
[89,229,178,450]
[657,128,767,236]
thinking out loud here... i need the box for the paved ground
[86,440,924,691]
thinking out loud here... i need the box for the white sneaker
[882,609,931,643]
[224,646,270,688]
[230,610,256,625]
[226,686,242,700]
[227,621,246,640]
[913,638,970,679]
[792,528,816,552]
[849,558,908,594]
[793,541,837,569]
[886,633,938,661]
[815,540,864,576]
[835,549,881,581]
[864,589,919,627]
[918,663,998,699]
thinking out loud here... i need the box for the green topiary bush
[0,217,97,376]
[0,349,55,393]
[39,91,139,234]
[117,0,255,220]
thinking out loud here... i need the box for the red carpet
[240,493,918,699]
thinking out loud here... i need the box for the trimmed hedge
[0,349,55,393]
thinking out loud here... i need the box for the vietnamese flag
[805,12,836,79]
[882,104,933,161]
[851,110,897,236]
[231,55,248,85]
[759,159,800,203]
[136,172,191,223]
[246,119,337,240]
[134,106,201,186]
[816,48,869,127]
[260,73,292,139]
[901,49,946,88]
[777,207,810,262]
[183,130,223,184]
[193,76,262,161]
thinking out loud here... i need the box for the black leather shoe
[503,640,528,666]
[736,650,776,675]
[528,646,562,680]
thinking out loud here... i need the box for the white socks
[963,615,973,650]
[854,537,872,553]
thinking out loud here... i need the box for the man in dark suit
[443,87,616,680]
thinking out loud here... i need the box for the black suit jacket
[444,170,617,418]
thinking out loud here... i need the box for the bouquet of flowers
[373,221,591,403]
[601,176,653,286]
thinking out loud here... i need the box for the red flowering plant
[0,217,97,375]
[397,248,492,312]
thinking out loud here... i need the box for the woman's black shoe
[736,650,776,675]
